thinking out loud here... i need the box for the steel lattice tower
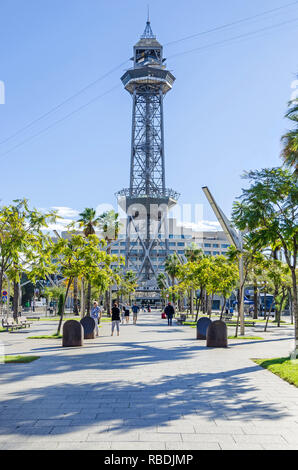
[116,19,179,287]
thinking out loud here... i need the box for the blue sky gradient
[0,0,297,226]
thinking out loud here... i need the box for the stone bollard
[196,317,212,340]
[80,317,96,340]
[206,320,228,348]
[62,320,84,347]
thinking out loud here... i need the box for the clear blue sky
[0,0,297,226]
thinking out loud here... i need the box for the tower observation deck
[116,19,179,286]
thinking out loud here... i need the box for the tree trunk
[105,289,111,316]
[73,277,79,315]
[253,282,258,319]
[0,272,3,314]
[13,281,19,322]
[291,268,298,357]
[234,283,245,337]
[57,278,72,335]
[86,282,91,316]
[190,289,194,315]
[202,289,207,314]
[277,290,286,328]
[220,296,226,320]
[264,292,275,332]
[288,288,293,324]
[80,277,85,318]
[207,294,212,318]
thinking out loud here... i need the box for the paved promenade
[1,311,298,450]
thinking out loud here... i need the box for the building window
[204,243,211,247]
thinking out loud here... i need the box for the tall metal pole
[239,232,245,336]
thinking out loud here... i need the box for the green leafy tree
[43,285,66,313]
[157,272,168,309]
[77,208,100,315]
[281,99,298,174]
[184,244,204,314]
[118,270,137,305]
[0,199,56,316]
[211,256,239,319]
[263,258,291,330]
[232,167,298,351]
[52,233,119,334]
[227,244,265,336]
[165,253,182,306]
[98,210,120,314]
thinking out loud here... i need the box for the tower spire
[141,9,155,39]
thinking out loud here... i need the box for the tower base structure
[117,193,178,288]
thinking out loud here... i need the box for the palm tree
[165,253,181,307]
[78,208,99,236]
[77,208,100,315]
[98,210,120,314]
[157,272,167,310]
[185,243,203,262]
[123,270,137,305]
[185,243,204,315]
[281,100,298,174]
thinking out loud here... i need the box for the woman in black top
[111,302,120,336]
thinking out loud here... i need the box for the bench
[176,314,187,325]
[221,314,233,322]
[2,319,23,332]
[2,317,32,332]
[19,317,32,328]
[225,321,255,327]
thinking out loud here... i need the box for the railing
[115,187,180,200]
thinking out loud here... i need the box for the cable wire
[164,0,298,47]
[0,84,121,161]
[0,60,129,146]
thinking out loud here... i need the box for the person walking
[132,303,139,325]
[111,302,121,336]
[121,305,126,324]
[124,305,130,324]
[164,302,175,326]
[91,301,100,336]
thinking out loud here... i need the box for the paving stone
[139,432,181,442]
[87,431,139,442]
[233,434,285,444]
[57,441,112,450]
[219,443,264,450]
[165,441,220,450]
[181,433,235,445]
[110,441,166,450]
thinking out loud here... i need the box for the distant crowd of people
[89,300,175,338]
